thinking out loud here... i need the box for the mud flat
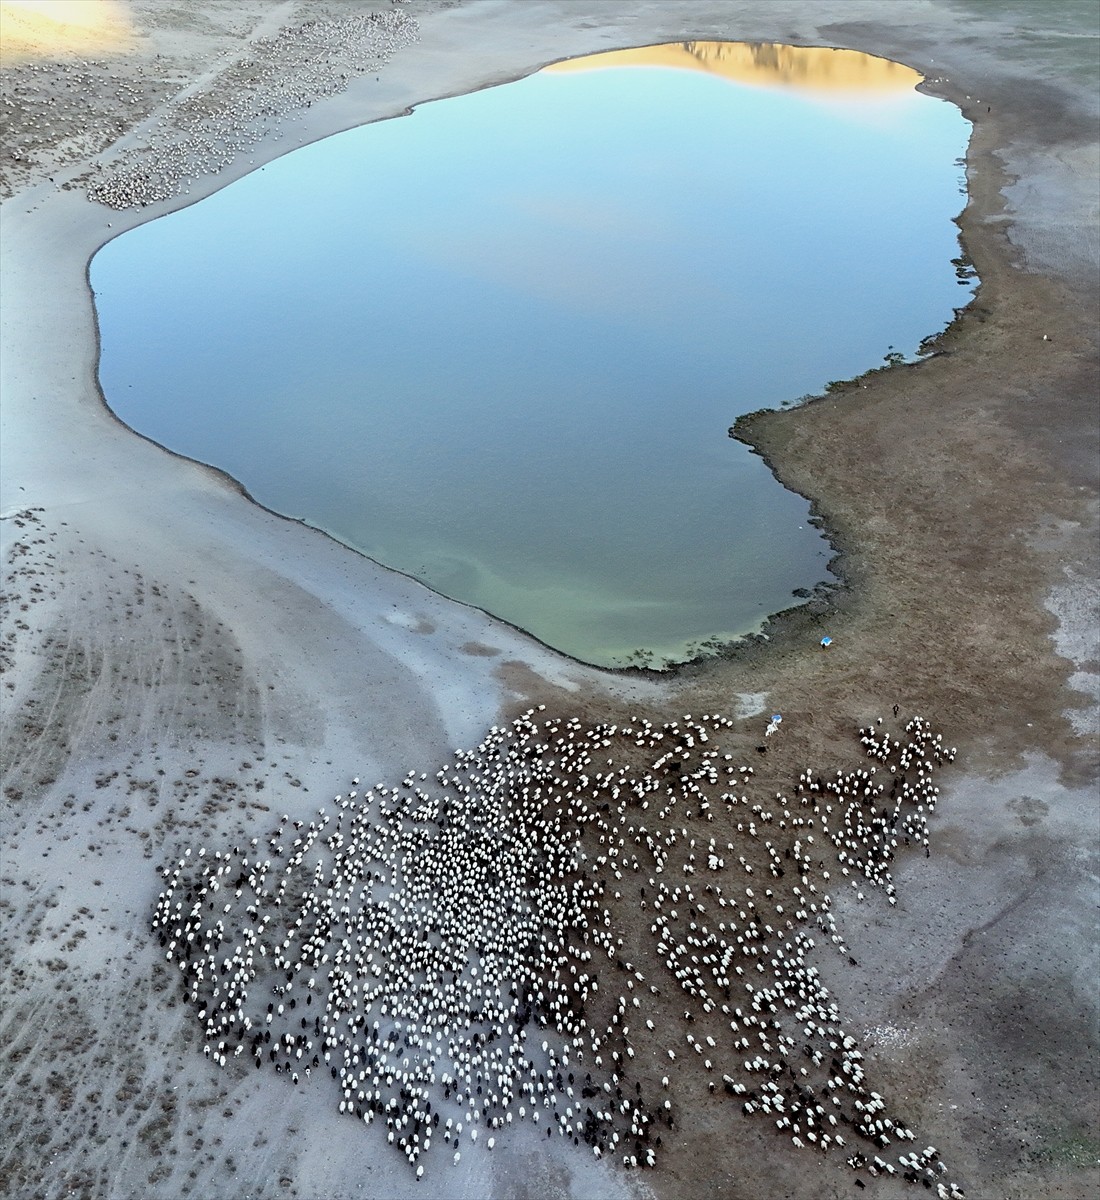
[1,3,1096,1200]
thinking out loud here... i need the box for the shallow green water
[92,44,974,668]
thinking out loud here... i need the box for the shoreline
[77,39,890,679]
[2,4,1097,1200]
[70,25,983,681]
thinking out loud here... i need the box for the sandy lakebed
[1,3,1097,1200]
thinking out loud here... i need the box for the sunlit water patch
[92,42,974,668]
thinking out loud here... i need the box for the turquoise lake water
[91,45,974,668]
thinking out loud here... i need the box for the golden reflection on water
[0,0,135,62]
[543,41,922,94]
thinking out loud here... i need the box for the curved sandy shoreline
[2,4,1097,1200]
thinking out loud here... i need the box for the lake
[91,42,974,668]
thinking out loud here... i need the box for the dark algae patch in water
[91,42,974,668]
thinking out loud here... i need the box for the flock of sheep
[88,6,419,210]
[152,704,965,1195]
